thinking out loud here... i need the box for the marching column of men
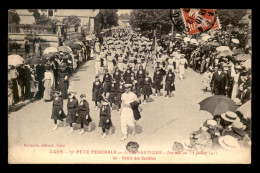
[50,30,191,141]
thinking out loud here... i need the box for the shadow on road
[9,100,33,113]
[136,125,143,134]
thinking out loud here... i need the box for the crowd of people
[8,24,251,150]
[8,36,94,111]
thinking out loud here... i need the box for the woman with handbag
[165,69,175,99]
[98,98,113,138]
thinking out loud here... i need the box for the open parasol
[201,35,212,41]
[43,47,58,54]
[241,59,251,69]
[199,95,238,116]
[232,49,244,55]
[236,100,251,119]
[202,45,212,51]
[8,54,25,66]
[217,50,233,57]
[234,54,251,61]
[41,52,57,59]
[208,42,220,47]
[57,46,72,53]
[70,43,82,50]
[216,46,231,52]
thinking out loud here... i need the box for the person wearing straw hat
[120,83,139,141]
[99,97,113,138]
[66,92,78,133]
[51,90,66,131]
[92,76,103,111]
[76,94,92,135]
[230,64,243,100]
[220,111,240,130]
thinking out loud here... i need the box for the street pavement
[8,59,215,163]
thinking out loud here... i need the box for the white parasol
[43,47,58,54]
[8,54,25,66]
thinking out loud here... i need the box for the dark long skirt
[108,91,117,104]
[153,78,162,90]
[58,78,68,99]
[92,89,102,102]
[66,108,77,123]
[165,81,175,92]
[98,115,112,129]
[142,84,153,96]
[11,79,19,103]
[103,81,111,93]
[51,106,66,120]
[76,115,92,126]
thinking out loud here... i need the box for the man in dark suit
[210,65,228,95]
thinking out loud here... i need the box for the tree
[95,9,119,29]
[62,15,81,26]
[215,9,248,28]
[129,9,172,35]
[8,10,20,24]
[28,9,41,20]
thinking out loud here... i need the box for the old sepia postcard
[8,9,251,164]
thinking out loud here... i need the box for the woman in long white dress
[231,64,242,100]
[42,66,54,101]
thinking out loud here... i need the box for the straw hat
[218,135,240,151]
[80,94,86,98]
[206,119,217,127]
[101,97,109,105]
[221,111,239,123]
[124,83,132,89]
[235,65,242,70]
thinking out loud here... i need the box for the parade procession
[8,9,252,164]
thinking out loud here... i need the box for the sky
[117,9,132,15]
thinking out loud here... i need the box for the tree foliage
[28,9,41,19]
[8,10,20,24]
[95,9,119,29]
[129,9,172,34]
[62,15,81,26]
[119,13,130,20]
[215,9,248,28]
